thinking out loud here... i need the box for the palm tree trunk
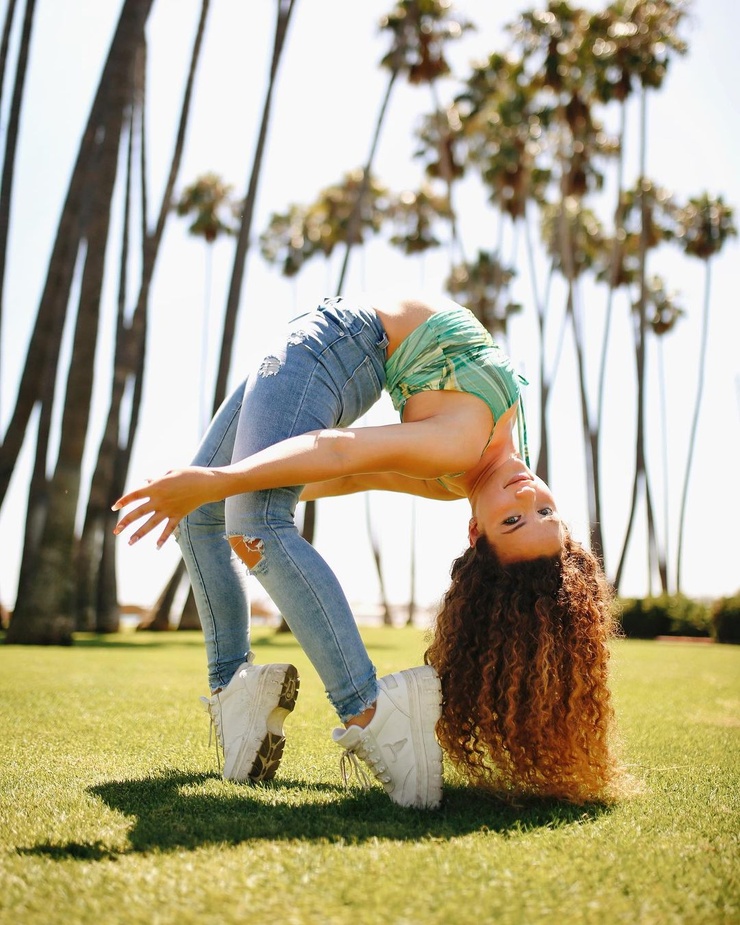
[597,102,627,426]
[564,281,604,559]
[138,560,185,632]
[0,0,35,420]
[675,261,711,593]
[336,67,398,294]
[365,495,393,627]
[213,0,295,411]
[614,89,649,591]
[76,97,137,634]
[85,0,210,633]
[0,0,19,101]
[0,0,151,508]
[6,0,152,645]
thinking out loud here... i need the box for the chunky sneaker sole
[333,665,443,809]
[240,663,300,782]
[202,662,299,783]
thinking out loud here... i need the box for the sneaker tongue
[332,725,364,747]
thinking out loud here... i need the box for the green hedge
[616,594,712,640]
[711,593,740,644]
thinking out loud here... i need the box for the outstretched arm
[300,471,464,502]
[113,417,481,548]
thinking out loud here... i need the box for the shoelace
[338,749,372,791]
[200,696,222,773]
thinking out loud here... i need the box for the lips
[505,474,533,488]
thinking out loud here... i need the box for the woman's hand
[112,466,221,549]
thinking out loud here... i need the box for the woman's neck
[449,405,522,499]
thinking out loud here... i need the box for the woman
[113,293,622,808]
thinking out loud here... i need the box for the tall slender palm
[213,0,296,413]
[335,0,471,293]
[74,86,138,634]
[447,49,555,479]
[645,274,683,592]
[77,0,212,635]
[506,2,621,560]
[0,0,25,612]
[674,194,736,592]
[140,1,296,634]
[6,0,154,645]
[0,0,35,424]
[138,170,238,633]
[587,0,688,434]
[606,182,675,593]
[589,0,688,589]
[176,171,238,431]
[260,171,393,624]
[446,250,519,340]
[0,0,19,108]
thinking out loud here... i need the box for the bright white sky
[1,0,738,615]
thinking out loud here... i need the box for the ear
[468,517,480,547]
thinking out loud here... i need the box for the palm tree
[74,83,140,634]
[260,171,392,625]
[77,0,212,634]
[0,0,29,612]
[213,0,296,413]
[585,0,687,589]
[505,2,620,560]
[334,0,471,292]
[137,170,239,633]
[176,171,238,431]
[139,0,297,634]
[0,0,35,423]
[645,274,684,592]
[259,170,391,277]
[446,48,555,480]
[6,0,154,645]
[673,194,736,593]
[446,250,520,339]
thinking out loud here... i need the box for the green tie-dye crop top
[384,306,529,466]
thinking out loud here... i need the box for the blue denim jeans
[175,298,389,722]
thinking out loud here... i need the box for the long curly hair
[425,531,624,804]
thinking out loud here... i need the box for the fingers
[112,470,192,547]
[111,491,182,549]
[155,519,179,550]
[119,509,163,546]
[126,513,179,550]
[111,479,151,511]
[112,501,154,537]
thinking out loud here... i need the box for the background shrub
[711,592,740,644]
[616,594,711,639]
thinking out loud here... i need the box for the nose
[514,483,537,504]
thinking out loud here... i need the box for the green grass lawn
[0,626,737,925]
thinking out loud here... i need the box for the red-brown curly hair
[425,531,625,804]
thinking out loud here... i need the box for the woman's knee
[225,489,298,570]
[228,533,265,569]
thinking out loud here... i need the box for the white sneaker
[201,658,299,782]
[332,666,443,809]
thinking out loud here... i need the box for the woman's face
[469,457,562,562]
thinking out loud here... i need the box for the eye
[538,507,554,516]
[502,515,520,525]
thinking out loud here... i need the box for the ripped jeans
[175,298,389,722]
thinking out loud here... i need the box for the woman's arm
[300,471,464,502]
[113,416,484,547]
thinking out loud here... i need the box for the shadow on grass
[71,631,403,653]
[18,770,612,860]
[72,634,208,650]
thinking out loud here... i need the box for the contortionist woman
[113,293,624,809]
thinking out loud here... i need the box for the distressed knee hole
[258,355,282,377]
[287,329,307,346]
[229,534,264,569]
